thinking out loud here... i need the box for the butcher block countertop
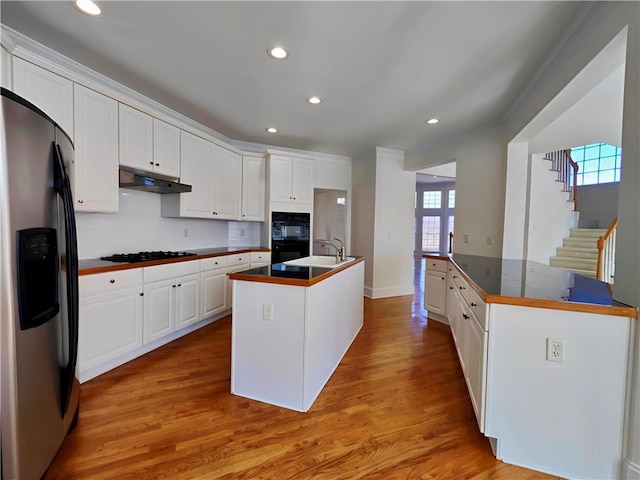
[229,257,365,287]
[425,253,638,318]
[78,247,270,276]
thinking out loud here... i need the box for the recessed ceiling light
[72,0,103,16]
[426,118,439,125]
[266,127,278,133]
[307,96,323,105]
[267,47,289,60]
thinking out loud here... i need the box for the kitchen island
[424,253,638,479]
[229,257,365,412]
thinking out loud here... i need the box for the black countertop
[425,253,637,317]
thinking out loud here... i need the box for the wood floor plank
[44,258,561,479]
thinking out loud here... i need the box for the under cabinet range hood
[119,167,192,194]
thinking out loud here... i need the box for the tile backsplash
[77,189,262,259]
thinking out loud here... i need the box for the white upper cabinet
[119,103,153,172]
[269,154,313,207]
[13,57,74,139]
[73,84,119,212]
[153,118,181,178]
[242,155,266,222]
[161,133,242,220]
[213,146,242,220]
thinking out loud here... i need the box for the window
[423,191,442,209]
[421,216,441,252]
[448,189,456,208]
[570,143,622,186]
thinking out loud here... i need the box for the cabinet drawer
[80,268,143,298]
[227,253,250,267]
[144,259,200,283]
[200,256,229,272]
[449,269,470,303]
[250,251,271,264]
[468,288,487,331]
[426,257,448,273]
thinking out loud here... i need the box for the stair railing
[596,217,617,283]
[544,149,579,211]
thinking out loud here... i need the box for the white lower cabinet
[200,256,229,319]
[446,263,488,433]
[78,269,143,374]
[143,260,200,344]
[250,251,271,268]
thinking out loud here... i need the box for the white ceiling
[1,1,589,157]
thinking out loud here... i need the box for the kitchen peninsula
[229,257,365,412]
[425,253,638,479]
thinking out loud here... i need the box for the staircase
[550,228,605,278]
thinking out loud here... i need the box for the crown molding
[0,27,17,52]
[261,146,351,163]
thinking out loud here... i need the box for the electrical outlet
[240,229,246,237]
[183,228,188,238]
[546,338,565,362]
[486,235,493,245]
[463,233,471,244]
[262,304,273,321]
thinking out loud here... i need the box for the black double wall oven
[271,212,310,264]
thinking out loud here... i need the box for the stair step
[563,237,598,248]
[550,256,597,270]
[556,247,598,259]
[553,266,598,278]
[569,228,607,238]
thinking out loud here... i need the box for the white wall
[406,133,507,257]
[576,183,619,228]
[76,189,261,259]
[529,65,625,153]
[502,142,529,259]
[351,149,376,292]
[526,154,576,263]
[371,148,415,298]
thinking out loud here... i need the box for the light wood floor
[45,258,559,479]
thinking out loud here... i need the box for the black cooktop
[100,251,197,263]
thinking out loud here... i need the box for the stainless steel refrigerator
[1,88,80,479]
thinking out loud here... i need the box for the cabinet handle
[459,286,465,290]
[449,287,453,290]
[293,197,296,200]
[178,283,182,287]
[155,163,160,166]
[172,285,176,288]
[453,275,458,279]
[463,314,469,320]
[109,279,115,284]
[471,302,477,307]
[140,292,144,296]
[242,214,246,217]
[149,161,154,165]
[441,277,445,280]
[78,200,84,204]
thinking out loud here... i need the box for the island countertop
[79,246,269,276]
[229,257,365,287]
[425,253,638,318]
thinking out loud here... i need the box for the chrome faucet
[315,238,346,263]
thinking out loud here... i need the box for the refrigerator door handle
[53,142,79,417]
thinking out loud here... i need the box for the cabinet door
[241,156,266,221]
[180,131,214,218]
[269,155,293,203]
[78,287,143,371]
[291,157,313,204]
[175,273,200,329]
[213,146,242,220]
[466,314,487,432]
[200,269,228,319]
[119,103,153,172]
[13,58,74,139]
[153,118,180,178]
[425,271,447,316]
[73,84,119,212]
[143,278,174,344]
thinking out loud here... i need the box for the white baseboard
[363,284,414,299]
[623,457,640,479]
